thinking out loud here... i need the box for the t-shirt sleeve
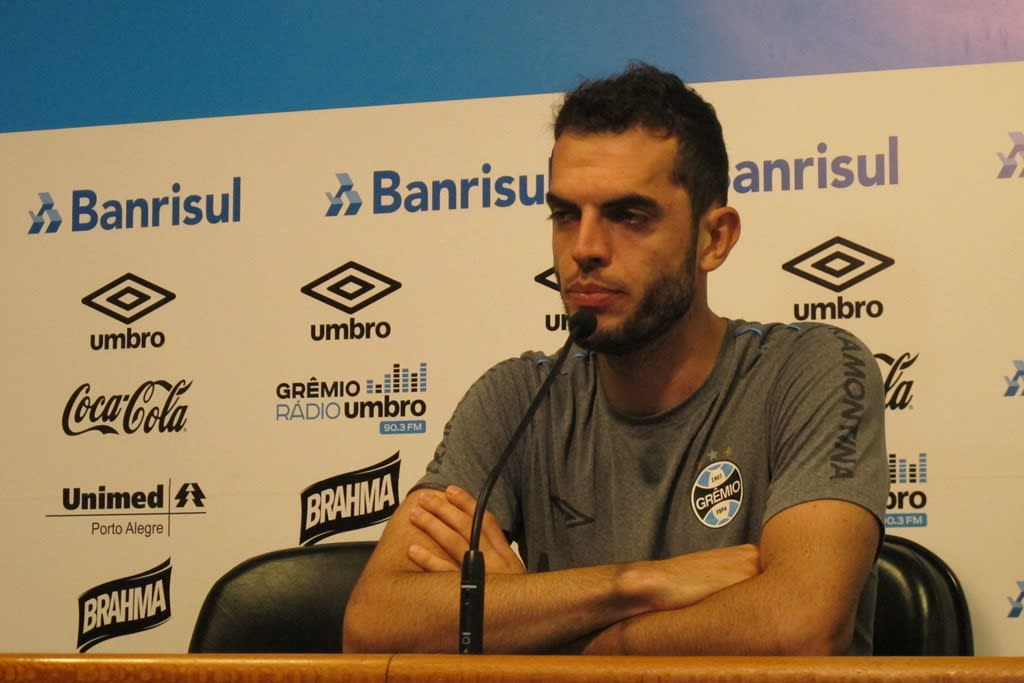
[414,355,540,535]
[762,325,889,527]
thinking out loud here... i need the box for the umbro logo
[82,273,176,324]
[551,497,593,528]
[301,262,401,314]
[782,237,894,293]
[534,267,559,292]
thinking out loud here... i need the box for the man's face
[547,128,698,354]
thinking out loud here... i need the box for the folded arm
[580,498,880,655]
[342,486,759,653]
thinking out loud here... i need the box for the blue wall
[3,0,1023,133]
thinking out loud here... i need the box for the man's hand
[407,486,525,575]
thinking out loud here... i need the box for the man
[343,63,888,655]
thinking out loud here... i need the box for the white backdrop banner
[1,61,1022,654]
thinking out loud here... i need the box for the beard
[571,257,696,356]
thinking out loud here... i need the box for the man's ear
[697,206,741,273]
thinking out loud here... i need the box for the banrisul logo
[732,137,899,193]
[997,132,1024,179]
[303,262,401,342]
[325,172,363,216]
[784,236,894,321]
[83,273,175,351]
[275,362,428,434]
[1009,582,1024,618]
[1004,361,1024,396]
[885,452,928,528]
[326,162,547,215]
[300,453,400,545]
[27,178,241,235]
[874,352,918,411]
[77,559,171,652]
[48,481,206,538]
[63,380,191,436]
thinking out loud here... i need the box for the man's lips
[564,282,623,308]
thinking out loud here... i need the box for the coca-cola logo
[62,380,192,436]
[874,352,917,411]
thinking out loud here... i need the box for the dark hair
[554,62,729,222]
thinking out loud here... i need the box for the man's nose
[571,213,610,271]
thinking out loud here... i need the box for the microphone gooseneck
[458,308,596,654]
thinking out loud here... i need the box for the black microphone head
[569,308,597,341]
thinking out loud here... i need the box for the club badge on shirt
[691,460,743,528]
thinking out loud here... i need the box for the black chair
[191,536,972,655]
[873,535,973,655]
[189,541,376,653]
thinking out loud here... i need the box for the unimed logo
[77,559,171,652]
[83,273,176,351]
[300,453,401,545]
[27,178,242,235]
[783,237,894,321]
[49,481,206,538]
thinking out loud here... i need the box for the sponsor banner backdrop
[2,61,1023,654]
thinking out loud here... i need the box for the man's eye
[548,210,577,224]
[609,209,648,226]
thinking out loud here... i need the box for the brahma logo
[300,453,401,545]
[77,559,171,652]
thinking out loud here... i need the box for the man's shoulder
[730,319,874,359]
[470,347,596,394]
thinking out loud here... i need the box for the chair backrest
[872,535,973,655]
[189,541,376,653]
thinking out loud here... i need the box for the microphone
[459,308,597,654]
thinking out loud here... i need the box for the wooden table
[2,654,1023,683]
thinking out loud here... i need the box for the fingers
[446,486,525,574]
[408,492,471,564]
[407,543,460,572]
[407,485,525,574]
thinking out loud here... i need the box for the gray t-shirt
[417,320,889,654]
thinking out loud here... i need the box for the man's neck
[597,308,728,418]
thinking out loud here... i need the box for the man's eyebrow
[545,192,576,208]
[601,193,661,214]
[546,192,661,213]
